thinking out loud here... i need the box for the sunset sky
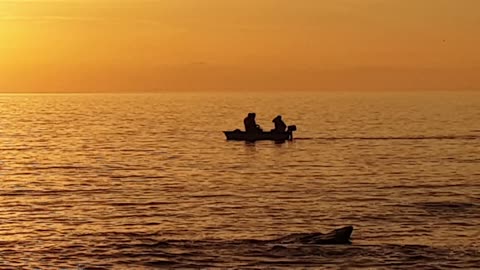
[1,0,479,92]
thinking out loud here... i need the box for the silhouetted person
[272,115,287,133]
[244,113,262,133]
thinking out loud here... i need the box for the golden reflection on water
[0,92,479,268]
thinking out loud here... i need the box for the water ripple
[0,92,478,268]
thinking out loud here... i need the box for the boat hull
[224,130,292,141]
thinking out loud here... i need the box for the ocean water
[0,91,479,269]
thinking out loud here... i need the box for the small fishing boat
[224,125,297,142]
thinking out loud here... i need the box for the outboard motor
[287,125,297,140]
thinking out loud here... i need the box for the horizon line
[1,89,479,95]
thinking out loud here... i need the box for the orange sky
[1,0,479,92]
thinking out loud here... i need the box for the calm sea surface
[0,92,479,269]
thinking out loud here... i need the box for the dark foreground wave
[3,226,479,269]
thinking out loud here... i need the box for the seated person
[244,113,262,133]
[271,115,287,133]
